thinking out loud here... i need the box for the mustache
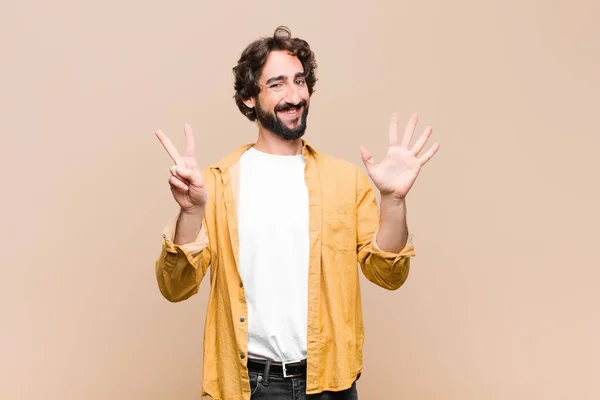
[275,99,307,112]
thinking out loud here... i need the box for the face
[245,50,311,140]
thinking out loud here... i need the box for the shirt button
[240,353,245,359]
[240,317,245,322]
[239,282,243,288]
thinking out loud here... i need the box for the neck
[253,128,303,155]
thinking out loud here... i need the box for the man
[154,26,439,400]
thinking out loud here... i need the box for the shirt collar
[211,139,318,172]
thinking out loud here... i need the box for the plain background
[1,0,599,399]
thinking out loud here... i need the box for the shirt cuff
[372,227,415,258]
[161,214,209,255]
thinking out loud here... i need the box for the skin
[243,50,310,156]
[155,125,206,245]
[361,113,439,252]
[154,50,440,251]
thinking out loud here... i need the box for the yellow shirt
[155,140,415,400]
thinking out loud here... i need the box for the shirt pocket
[322,202,357,253]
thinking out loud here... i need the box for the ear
[243,97,256,110]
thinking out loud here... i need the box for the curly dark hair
[233,26,318,121]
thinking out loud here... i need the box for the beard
[255,98,309,141]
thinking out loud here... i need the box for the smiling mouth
[277,106,302,117]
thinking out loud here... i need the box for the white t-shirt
[237,147,310,362]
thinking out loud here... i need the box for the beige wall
[1,0,599,399]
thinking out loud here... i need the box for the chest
[237,160,309,235]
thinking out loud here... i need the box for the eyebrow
[265,72,306,86]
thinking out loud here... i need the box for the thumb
[359,146,375,167]
[176,167,203,186]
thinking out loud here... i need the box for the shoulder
[207,143,254,172]
[310,150,374,205]
[200,143,254,182]
[316,151,356,170]
[314,151,367,185]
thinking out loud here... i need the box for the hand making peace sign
[360,113,440,200]
[155,124,208,212]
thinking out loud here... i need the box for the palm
[155,124,208,211]
[361,113,439,199]
[174,155,205,209]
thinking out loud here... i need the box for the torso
[237,147,310,362]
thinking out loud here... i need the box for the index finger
[155,130,184,166]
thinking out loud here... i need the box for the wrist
[180,205,205,217]
[380,193,406,207]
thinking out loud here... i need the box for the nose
[284,83,302,105]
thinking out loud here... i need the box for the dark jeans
[249,371,359,399]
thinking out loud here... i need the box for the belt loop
[262,360,271,386]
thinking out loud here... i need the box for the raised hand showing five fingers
[155,124,207,212]
[360,113,440,200]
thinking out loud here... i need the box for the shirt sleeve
[155,213,211,302]
[161,213,209,255]
[355,168,416,290]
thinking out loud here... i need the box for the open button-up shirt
[155,140,415,400]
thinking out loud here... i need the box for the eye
[295,79,306,86]
[270,83,283,89]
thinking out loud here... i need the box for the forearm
[174,207,205,246]
[375,194,408,253]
